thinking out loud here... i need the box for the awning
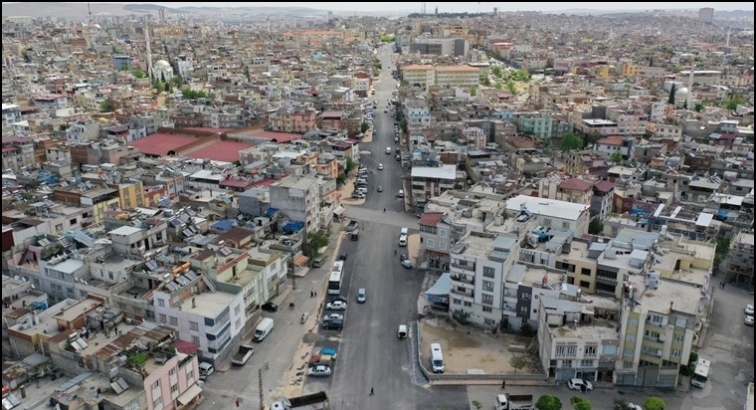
[333,206,346,216]
[176,383,203,406]
[294,254,309,266]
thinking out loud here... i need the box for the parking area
[419,319,540,374]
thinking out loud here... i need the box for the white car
[401,258,412,269]
[378,163,383,170]
[323,313,344,322]
[627,404,643,410]
[746,315,754,326]
[307,365,332,377]
[567,378,593,391]
[745,304,754,316]
[326,300,347,311]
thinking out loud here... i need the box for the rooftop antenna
[421,2,426,14]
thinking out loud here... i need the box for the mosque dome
[154,60,171,69]
[675,87,690,100]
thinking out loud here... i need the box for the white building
[176,60,194,78]
[448,233,520,328]
[404,101,431,129]
[153,288,245,364]
[2,103,21,127]
[152,59,174,82]
[269,175,321,233]
[505,195,591,237]
[411,164,458,204]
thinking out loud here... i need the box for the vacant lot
[419,319,540,374]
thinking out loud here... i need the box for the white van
[198,362,214,378]
[400,227,408,236]
[397,190,404,198]
[253,318,274,342]
[430,343,444,373]
[398,234,407,247]
[386,147,392,154]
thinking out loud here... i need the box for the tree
[155,80,166,92]
[182,89,208,99]
[452,309,470,325]
[694,102,704,112]
[336,173,346,187]
[482,76,491,86]
[506,81,517,95]
[520,321,535,337]
[588,219,604,235]
[672,65,683,74]
[561,133,584,152]
[304,231,329,258]
[471,401,482,410]
[726,96,746,110]
[535,394,562,410]
[492,66,503,78]
[570,396,592,410]
[643,397,666,410]
[493,82,503,90]
[361,122,370,133]
[470,86,478,97]
[170,74,183,87]
[345,157,356,174]
[132,68,147,79]
[610,151,623,164]
[399,118,408,133]
[668,83,676,105]
[509,355,527,374]
[99,100,114,112]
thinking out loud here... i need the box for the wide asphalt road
[303,44,469,410]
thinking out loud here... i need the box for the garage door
[657,374,677,388]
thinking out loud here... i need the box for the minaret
[145,20,153,81]
[726,27,731,47]
[686,65,694,108]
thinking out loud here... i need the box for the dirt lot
[419,319,540,374]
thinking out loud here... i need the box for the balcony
[451,262,475,271]
[450,274,474,284]
[451,287,474,299]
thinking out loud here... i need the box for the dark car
[339,253,348,261]
[332,295,348,304]
[322,319,343,330]
[261,302,278,312]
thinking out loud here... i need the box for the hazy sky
[8,2,753,13]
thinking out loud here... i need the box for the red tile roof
[128,133,196,156]
[418,212,445,227]
[593,180,615,193]
[247,131,301,143]
[185,140,253,163]
[596,136,624,146]
[558,178,592,191]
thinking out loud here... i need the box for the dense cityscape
[1,2,754,410]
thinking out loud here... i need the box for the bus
[691,357,710,388]
[328,261,344,295]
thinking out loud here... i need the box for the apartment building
[595,136,635,160]
[404,100,431,129]
[411,164,459,205]
[435,65,480,88]
[724,231,754,287]
[402,64,435,88]
[2,103,21,127]
[537,294,622,383]
[505,195,591,237]
[268,108,318,134]
[418,212,452,270]
[2,136,36,173]
[410,37,469,57]
[616,274,701,388]
[449,233,520,328]
[52,183,121,225]
[142,346,202,410]
[269,175,321,233]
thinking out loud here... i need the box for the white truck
[270,391,329,410]
[495,393,534,410]
[231,344,255,366]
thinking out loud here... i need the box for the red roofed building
[591,180,615,220]
[595,135,635,160]
[556,178,594,206]
[418,212,451,270]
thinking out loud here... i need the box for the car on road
[746,315,754,326]
[567,378,593,391]
[321,319,343,331]
[339,253,348,261]
[398,324,408,339]
[357,288,367,303]
[326,300,347,311]
[386,147,392,154]
[378,163,383,170]
[395,137,399,143]
[400,256,412,269]
[377,186,383,192]
[307,365,332,377]
[261,302,278,312]
[332,295,348,304]
[745,304,754,316]
[346,220,359,232]
[323,313,344,322]
[627,404,643,410]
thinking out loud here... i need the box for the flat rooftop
[185,140,253,163]
[176,291,236,318]
[128,133,196,156]
[109,225,144,236]
[550,317,620,340]
[56,297,102,323]
[506,194,588,221]
[454,234,495,259]
[638,279,703,316]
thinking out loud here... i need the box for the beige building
[435,65,480,88]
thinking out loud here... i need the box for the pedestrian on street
[310,290,314,297]
[394,249,397,256]
[383,208,386,212]
[369,387,374,396]
[314,291,317,297]
[501,380,506,389]
[581,384,586,394]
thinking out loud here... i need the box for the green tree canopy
[535,394,562,410]
[610,151,623,164]
[726,96,746,110]
[470,86,478,97]
[643,397,666,410]
[182,88,208,99]
[561,133,585,152]
[509,355,527,373]
[511,69,531,82]
[361,122,370,133]
[588,219,604,235]
[132,68,147,78]
[492,66,503,78]
[99,100,114,112]
[570,396,592,410]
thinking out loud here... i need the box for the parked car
[398,324,408,339]
[321,319,343,331]
[326,300,347,311]
[320,347,338,359]
[332,295,348,304]
[746,315,754,326]
[346,221,359,232]
[357,288,367,303]
[378,163,384,170]
[567,378,593,391]
[377,186,383,192]
[339,253,348,261]
[307,365,332,377]
[400,256,412,269]
[323,313,344,322]
[627,404,643,410]
[745,304,754,316]
[261,302,278,312]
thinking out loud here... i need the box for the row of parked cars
[352,167,370,199]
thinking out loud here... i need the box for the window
[69,218,77,225]
[562,221,570,229]
[482,306,492,313]
[623,348,634,357]
[152,397,162,410]
[151,380,160,390]
[649,314,665,324]
[584,345,597,357]
[543,218,552,227]
[439,229,448,238]
[482,280,494,292]
[426,239,435,249]
[169,316,178,326]
[463,301,472,307]
[581,268,592,276]
[561,359,572,367]
[159,314,167,324]
[191,335,200,344]
[644,330,660,340]
[602,345,618,356]
[452,298,461,305]
[484,318,496,326]
[580,281,590,288]
[169,368,176,376]
[481,293,494,306]
[171,384,178,393]
[623,361,634,369]
[673,333,684,343]
[626,334,636,342]
[189,321,199,331]
[671,349,682,358]
[580,359,594,367]
[483,267,495,278]
[158,299,166,308]
[628,318,639,326]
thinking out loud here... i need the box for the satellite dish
[31,284,36,289]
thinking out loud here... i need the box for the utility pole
[258,368,264,410]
